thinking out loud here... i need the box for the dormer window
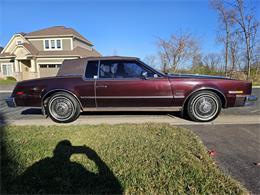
[56,40,61,49]
[45,40,49,49]
[44,39,62,50]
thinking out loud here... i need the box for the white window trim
[1,63,14,76]
[43,39,63,51]
[38,63,62,68]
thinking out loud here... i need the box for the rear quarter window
[85,61,98,79]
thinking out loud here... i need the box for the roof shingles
[25,26,93,46]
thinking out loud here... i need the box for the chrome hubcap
[50,97,74,121]
[193,95,218,120]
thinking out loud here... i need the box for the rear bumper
[5,97,16,107]
[234,95,257,107]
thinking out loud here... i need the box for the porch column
[14,60,20,72]
[30,59,36,72]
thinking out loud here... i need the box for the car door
[77,60,98,108]
[95,60,173,108]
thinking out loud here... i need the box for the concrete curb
[0,90,13,93]
[253,86,260,88]
[1,115,259,126]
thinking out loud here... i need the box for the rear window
[85,61,98,78]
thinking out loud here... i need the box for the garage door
[39,64,61,77]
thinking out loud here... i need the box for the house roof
[25,26,93,46]
[0,46,3,53]
[0,52,15,58]
[37,46,100,57]
[22,43,39,55]
[0,46,100,59]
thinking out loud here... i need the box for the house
[0,47,3,53]
[0,26,101,80]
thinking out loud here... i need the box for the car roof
[83,56,140,61]
[57,56,140,77]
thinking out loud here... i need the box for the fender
[41,89,84,114]
[182,87,227,109]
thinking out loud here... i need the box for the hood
[167,73,232,80]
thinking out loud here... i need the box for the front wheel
[187,91,222,122]
[46,92,80,123]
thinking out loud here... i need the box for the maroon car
[5,56,257,123]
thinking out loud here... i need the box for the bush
[5,76,17,81]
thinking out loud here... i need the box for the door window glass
[99,60,154,79]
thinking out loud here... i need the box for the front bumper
[245,95,258,106]
[234,95,257,107]
[5,97,16,107]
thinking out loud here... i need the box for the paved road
[0,88,259,193]
[0,88,259,124]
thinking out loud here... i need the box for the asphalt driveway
[186,124,260,194]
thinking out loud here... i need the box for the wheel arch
[41,89,83,112]
[182,87,227,113]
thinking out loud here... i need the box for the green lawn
[1,124,247,194]
[0,78,16,85]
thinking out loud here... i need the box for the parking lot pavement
[187,124,260,194]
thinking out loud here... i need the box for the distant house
[0,26,101,80]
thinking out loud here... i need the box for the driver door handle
[96,85,108,88]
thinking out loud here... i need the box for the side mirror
[141,71,148,79]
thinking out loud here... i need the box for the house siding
[62,39,71,51]
[29,38,72,51]
[73,39,92,50]
[29,40,43,51]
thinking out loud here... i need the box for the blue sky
[0,0,259,60]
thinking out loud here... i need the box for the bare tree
[157,33,199,72]
[230,0,259,79]
[229,31,241,76]
[211,0,234,77]
[203,53,222,70]
[143,55,157,68]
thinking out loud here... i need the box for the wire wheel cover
[50,97,75,121]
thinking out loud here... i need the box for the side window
[99,60,155,79]
[99,61,118,78]
[85,61,98,79]
[122,62,146,78]
[119,61,154,78]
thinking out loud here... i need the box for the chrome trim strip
[173,95,185,98]
[83,106,182,112]
[80,96,173,99]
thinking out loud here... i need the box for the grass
[1,124,247,194]
[0,78,16,85]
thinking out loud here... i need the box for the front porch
[13,59,38,81]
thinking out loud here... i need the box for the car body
[5,56,257,123]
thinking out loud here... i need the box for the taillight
[16,91,24,95]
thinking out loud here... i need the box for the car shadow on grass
[2,139,123,194]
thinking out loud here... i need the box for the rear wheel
[187,90,221,122]
[46,92,80,123]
